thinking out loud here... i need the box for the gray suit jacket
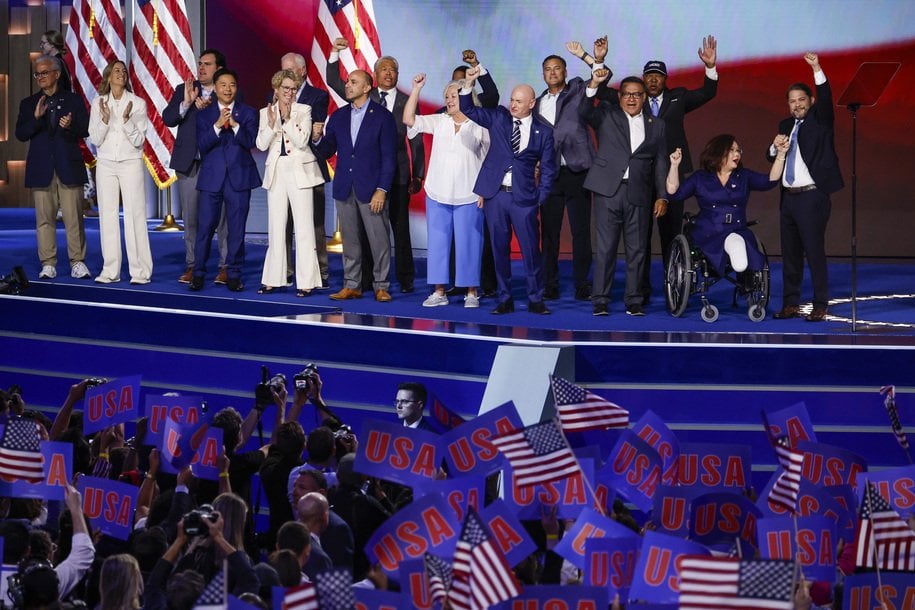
[535,76,596,173]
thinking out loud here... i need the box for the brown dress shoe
[805,307,828,322]
[773,305,801,319]
[329,287,363,300]
[178,266,193,284]
[375,289,392,302]
[214,267,228,285]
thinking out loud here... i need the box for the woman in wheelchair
[666,133,789,278]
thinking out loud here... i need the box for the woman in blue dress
[666,133,789,276]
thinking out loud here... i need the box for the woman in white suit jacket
[88,60,152,284]
[256,70,324,296]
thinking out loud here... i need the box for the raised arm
[666,148,683,195]
[325,37,350,100]
[402,73,425,128]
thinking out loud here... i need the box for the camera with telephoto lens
[83,377,108,389]
[254,366,287,407]
[182,504,219,537]
[0,266,29,295]
[293,362,319,391]
[334,423,354,443]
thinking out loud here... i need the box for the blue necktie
[786,119,801,185]
[379,90,388,107]
[511,119,521,154]
[650,97,659,117]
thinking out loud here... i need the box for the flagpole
[864,481,886,596]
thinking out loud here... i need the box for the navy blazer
[195,101,261,193]
[313,99,397,203]
[297,84,332,182]
[459,92,556,206]
[15,90,89,188]
[769,79,844,196]
[580,93,669,206]
[163,82,205,174]
[535,76,596,173]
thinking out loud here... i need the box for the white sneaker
[130,277,151,285]
[422,292,449,307]
[71,261,91,279]
[39,265,57,279]
[464,294,480,308]
[95,275,120,284]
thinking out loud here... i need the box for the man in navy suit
[582,70,669,317]
[281,52,331,289]
[460,66,557,315]
[770,53,843,322]
[312,70,397,302]
[190,68,261,292]
[16,56,90,281]
[163,49,230,285]
[394,382,437,432]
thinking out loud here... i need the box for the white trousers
[261,156,321,289]
[96,157,153,281]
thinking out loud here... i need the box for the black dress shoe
[575,284,592,301]
[593,303,608,316]
[189,276,204,291]
[626,304,646,316]
[226,278,245,292]
[543,286,560,301]
[528,301,551,315]
[773,305,801,319]
[400,283,414,294]
[491,300,515,314]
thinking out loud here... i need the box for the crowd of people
[14,31,842,319]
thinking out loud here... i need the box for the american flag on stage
[192,562,225,610]
[880,385,910,451]
[283,582,318,610]
[491,419,580,489]
[766,435,803,514]
[678,555,794,610]
[855,481,915,571]
[314,568,356,610]
[424,553,453,605]
[309,0,382,113]
[130,0,196,188]
[550,375,629,432]
[64,0,126,108]
[0,419,45,483]
[448,507,520,610]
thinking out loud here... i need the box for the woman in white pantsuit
[88,60,152,284]
[255,69,324,296]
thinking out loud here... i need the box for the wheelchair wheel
[748,304,766,322]
[665,234,693,317]
[701,303,719,323]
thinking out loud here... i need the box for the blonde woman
[88,60,153,284]
[98,554,142,610]
[255,69,324,296]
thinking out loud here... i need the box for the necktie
[785,119,801,185]
[280,117,287,156]
[222,107,231,130]
[650,97,659,117]
[511,119,521,154]
[379,90,388,107]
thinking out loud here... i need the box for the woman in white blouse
[255,69,324,296]
[88,60,152,284]
[403,74,489,308]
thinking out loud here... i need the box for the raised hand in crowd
[593,35,608,63]
[589,67,611,88]
[698,34,717,68]
[332,37,349,52]
[461,49,479,67]
[183,76,199,107]
[99,97,111,124]
[122,100,133,123]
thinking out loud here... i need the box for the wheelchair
[664,212,770,322]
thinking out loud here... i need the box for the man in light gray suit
[580,69,669,317]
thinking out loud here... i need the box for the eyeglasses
[620,91,645,99]
[279,86,297,93]
[393,399,419,406]
[32,70,58,79]
[730,148,744,154]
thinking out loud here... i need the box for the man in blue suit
[163,49,230,285]
[459,66,557,315]
[190,68,261,292]
[312,70,397,303]
[16,56,90,281]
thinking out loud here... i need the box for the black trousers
[541,166,592,291]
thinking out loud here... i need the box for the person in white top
[403,74,489,308]
[255,70,325,296]
[88,60,153,284]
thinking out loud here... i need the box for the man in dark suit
[281,52,331,289]
[312,69,397,303]
[163,49,230,285]
[16,56,90,281]
[536,43,606,302]
[394,381,437,432]
[582,70,669,316]
[770,53,843,322]
[328,38,425,293]
[190,68,261,292]
[591,35,718,302]
[460,66,557,315]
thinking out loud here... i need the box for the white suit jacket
[256,102,323,190]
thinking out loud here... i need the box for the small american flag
[855,481,915,571]
[283,582,318,610]
[314,568,355,610]
[448,507,520,610]
[880,385,910,451]
[193,564,225,610]
[678,555,794,610]
[424,553,453,604]
[491,419,580,489]
[767,435,803,513]
[550,375,629,433]
[0,419,45,483]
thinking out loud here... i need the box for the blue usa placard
[479,499,537,568]
[0,440,72,500]
[355,418,441,487]
[629,531,709,605]
[365,493,459,573]
[143,394,205,446]
[77,475,138,540]
[584,536,640,602]
[84,375,142,434]
[440,401,522,479]
[553,506,639,570]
